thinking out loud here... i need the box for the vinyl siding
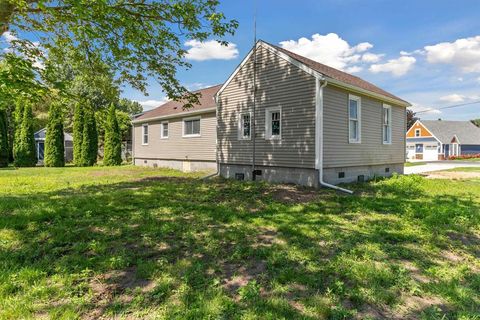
[217,45,317,168]
[133,111,216,161]
[323,85,406,168]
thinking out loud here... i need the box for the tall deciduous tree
[2,0,238,107]
[103,103,122,166]
[44,102,65,167]
[80,105,98,166]
[14,103,36,167]
[0,109,8,167]
[73,103,84,166]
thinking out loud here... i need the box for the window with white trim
[415,129,420,137]
[265,107,281,140]
[183,117,201,137]
[382,104,392,144]
[142,124,149,145]
[238,112,251,140]
[161,121,169,139]
[348,95,361,143]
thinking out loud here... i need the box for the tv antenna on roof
[252,0,258,181]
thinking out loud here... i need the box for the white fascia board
[132,107,216,124]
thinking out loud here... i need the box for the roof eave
[132,107,216,124]
[325,78,411,107]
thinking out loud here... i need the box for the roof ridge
[261,40,408,105]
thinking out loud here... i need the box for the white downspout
[316,78,353,194]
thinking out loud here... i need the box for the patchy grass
[405,162,427,167]
[444,167,480,172]
[0,166,479,319]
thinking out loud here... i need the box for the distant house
[216,40,410,187]
[406,120,480,160]
[131,85,221,172]
[34,128,74,163]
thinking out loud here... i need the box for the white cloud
[186,82,213,91]
[410,103,442,115]
[361,52,384,63]
[424,36,480,73]
[135,98,169,111]
[185,40,239,61]
[279,33,380,71]
[2,31,18,43]
[369,56,416,76]
[345,66,363,73]
[439,94,465,103]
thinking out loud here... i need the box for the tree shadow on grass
[0,175,479,319]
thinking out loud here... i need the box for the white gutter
[316,78,353,194]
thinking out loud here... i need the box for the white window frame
[142,123,149,145]
[265,106,282,140]
[182,116,201,138]
[160,121,169,139]
[382,104,392,144]
[348,94,361,144]
[238,112,252,140]
[415,129,421,137]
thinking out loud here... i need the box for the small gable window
[383,104,392,144]
[239,112,251,140]
[348,95,361,143]
[142,124,149,145]
[161,122,169,139]
[265,107,281,140]
[415,129,421,137]
[183,117,201,137]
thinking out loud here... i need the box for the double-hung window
[142,124,149,145]
[161,121,169,139]
[265,107,281,140]
[183,117,201,137]
[238,112,251,140]
[348,95,361,143]
[382,104,392,144]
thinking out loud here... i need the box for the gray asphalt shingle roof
[421,120,480,145]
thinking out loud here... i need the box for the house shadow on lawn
[0,174,479,319]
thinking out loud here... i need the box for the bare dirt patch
[267,185,320,204]
[219,260,267,299]
[423,171,480,180]
[84,266,155,320]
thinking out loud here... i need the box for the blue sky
[3,0,480,120]
[133,0,480,120]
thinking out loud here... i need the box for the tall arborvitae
[14,103,37,167]
[103,103,122,166]
[13,100,25,162]
[44,103,65,167]
[0,110,9,167]
[80,105,98,166]
[73,103,84,166]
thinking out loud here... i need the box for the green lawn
[445,167,480,173]
[0,166,479,319]
[405,162,426,167]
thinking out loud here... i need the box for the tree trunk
[0,2,15,34]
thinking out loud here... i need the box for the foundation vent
[235,173,245,181]
[385,167,390,173]
[357,175,365,183]
[338,172,345,179]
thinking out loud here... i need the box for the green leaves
[4,1,238,104]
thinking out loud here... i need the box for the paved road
[404,161,480,175]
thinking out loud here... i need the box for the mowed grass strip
[0,166,479,319]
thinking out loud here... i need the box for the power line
[414,100,480,114]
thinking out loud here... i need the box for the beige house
[216,41,410,187]
[132,85,220,172]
